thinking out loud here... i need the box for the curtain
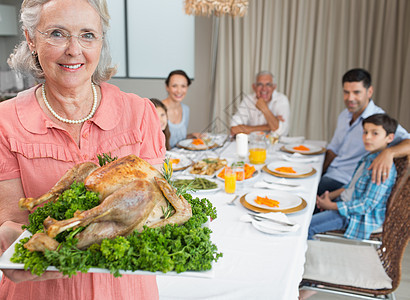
[211,0,410,141]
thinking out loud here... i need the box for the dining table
[157,137,327,300]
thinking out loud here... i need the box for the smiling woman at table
[162,69,200,148]
[0,0,164,299]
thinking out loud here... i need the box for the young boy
[308,113,398,240]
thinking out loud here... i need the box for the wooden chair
[314,155,410,244]
[300,155,410,299]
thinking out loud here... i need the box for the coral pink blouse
[0,82,165,299]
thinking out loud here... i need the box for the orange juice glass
[232,161,245,181]
[235,169,245,181]
[249,147,267,164]
[224,167,236,193]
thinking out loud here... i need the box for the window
[106,0,195,79]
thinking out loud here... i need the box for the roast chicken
[20,155,192,250]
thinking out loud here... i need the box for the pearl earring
[31,50,37,57]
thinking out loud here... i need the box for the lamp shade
[185,0,248,17]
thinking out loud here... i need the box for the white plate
[173,175,222,193]
[177,139,220,150]
[283,143,322,154]
[267,161,313,176]
[216,169,260,182]
[0,231,214,278]
[186,158,228,178]
[165,151,192,171]
[245,191,302,210]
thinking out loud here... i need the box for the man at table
[318,68,410,196]
[230,71,290,136]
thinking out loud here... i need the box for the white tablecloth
[157,140,326,300]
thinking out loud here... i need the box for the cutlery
[227,195,240,205]
[263,178,300,187]
[247,213,295,226]
[253,181,298,190]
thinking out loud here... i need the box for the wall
[0,0,21,70]
[0,34,20,69]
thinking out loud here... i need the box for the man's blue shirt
[325,100,409,184]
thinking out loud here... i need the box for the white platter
[186,158,228,179]
[0,231,214,278]
[173,175,222,194]
[244,191,302,210]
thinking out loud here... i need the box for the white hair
[7,0,116,84]
[255,71,277,85]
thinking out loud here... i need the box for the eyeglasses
[36,28,104,49]
[255,82,275,88]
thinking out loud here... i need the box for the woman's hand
[0,221,69,283]
[0,221,24,256]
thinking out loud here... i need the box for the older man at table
[230,71,290,136]
[318,68,410,196]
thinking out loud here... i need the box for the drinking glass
[224,167,236,194]
[233,162,245,180]
[266,131,280,153]
[233,163,245,192]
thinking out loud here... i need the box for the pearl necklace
[41,83,98,124]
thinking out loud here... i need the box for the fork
[227,195,240,205]
[248,213,294,226]
[263,178,300,187]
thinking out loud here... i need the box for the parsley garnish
[13,190,222,277]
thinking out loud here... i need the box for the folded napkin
[253,181,301,191]
[279,136,305,144]
[263,177,301,187]
[240,212,300,234]
[280,153,320,163]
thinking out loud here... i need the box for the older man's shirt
[337,152,397,240]
[325,100,409,184]
[231,90,290,136]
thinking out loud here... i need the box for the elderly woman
[0,0,164,299]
